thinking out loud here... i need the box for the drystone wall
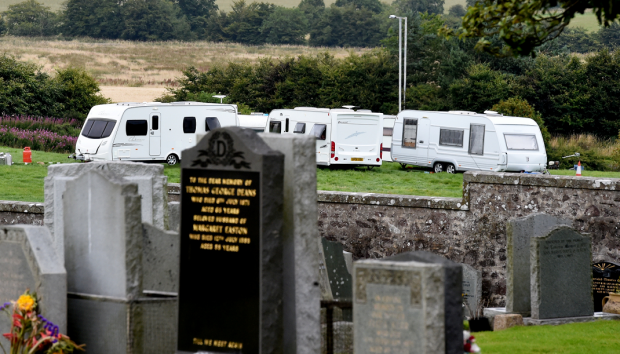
[2,172,620,305]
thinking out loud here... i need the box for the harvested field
[99,86,168,103]
[0,37,369,87]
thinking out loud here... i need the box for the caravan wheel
[166,154,179,166]
[433,162,444,173]
[400,163,408,169]
[445,164,456,174]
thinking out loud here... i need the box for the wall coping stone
[464,171,620,190]
[168,183,180,195]
[317,190,466,210]
[0,200,44,214]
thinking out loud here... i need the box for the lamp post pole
[390,15,407,112]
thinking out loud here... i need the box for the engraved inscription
[355,267,421,306]
[540,238,589,259]
[362,293,414,354]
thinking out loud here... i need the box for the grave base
[68,292,177,354]
[483,307,620,328]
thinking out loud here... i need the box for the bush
[0,126,77,153]
[547,134,620,171]
[54,67,110,120]
[0,115,82,136]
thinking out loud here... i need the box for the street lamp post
[389,15,407,112]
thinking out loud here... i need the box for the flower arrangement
[0,291,84,354]
[463,330,481,353]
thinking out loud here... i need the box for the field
[0,36,368,89]
[475,320,620,354]
[4,146,620,202]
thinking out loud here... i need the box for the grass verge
[475,320,620,354]
[4,146,620,202]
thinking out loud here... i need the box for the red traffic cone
[576,161,582,176]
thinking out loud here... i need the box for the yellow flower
[16,294,35,312]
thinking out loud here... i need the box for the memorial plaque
[177,127,284,354]
[593,261,620,312]
[531,227,594,319]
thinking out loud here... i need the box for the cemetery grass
[475,320,620,353]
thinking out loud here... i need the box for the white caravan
[382,115,396,162]
[391,110,547,173]
[74,102,239,165]
[238,114,268,132]
[265,107,384,167]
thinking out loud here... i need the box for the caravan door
[149,113,161,156]
[415,117,430,166]
[311,123,329,165]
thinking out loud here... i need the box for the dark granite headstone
[353,251,462,354]
[506,214,570,315]
[593,261,620,312]
[177,127,284,354]
[321,238,352,300]
[531,227,593,319]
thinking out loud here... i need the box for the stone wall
[317,172,620,306]
[3,172,620,305]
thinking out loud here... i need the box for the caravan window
[469,124,485,155]
[504,134,538,150]
[126,120,148,136]
[294,123,306,134]
[205,117,221,131]
[82,119,116,139]
[311,124,327,140]
[152,115,159,130]
[383,127,393,136]
[402,119,417,148]
[183,117,196,133]
[269,121,282,133]
[439,129,464,147]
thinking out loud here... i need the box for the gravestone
[354,251,462,354]
[63,169,177,354]
[177,127,284,354]
[531,226,593,319]
[506,214,570,315]
[461,263,481,318]
[593,261,620,312]
[142,223,180,295]
[321,238,353,300]
[0,225,66,334]
[44,161,169,260]
[260,133,320,354]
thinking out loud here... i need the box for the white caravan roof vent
[171,101,202,105]
[484,110,503,116]
[342,105,360,110]
[116,102,143,106]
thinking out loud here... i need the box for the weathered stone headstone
[462,263,481,317]
[44,162,170,259]
[261,133,320,354]
[142,223,180,295]
[63,169,176,354]
[354,251,462,354]
[0,225,66,334]
[593,261,620,312]
[177,127,284,354]
[531,227,593,319]
[506,214,570,315]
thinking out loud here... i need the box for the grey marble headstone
[261,133,320,354]
[142,223,180,295]
[531,227,594,319]
[461,263,481,317]
[0,225,66,334]
[44,162,169,260]
[354,251,463,354]
[62,169,176,354]
[177,127,284,354]
[506,214,570,315]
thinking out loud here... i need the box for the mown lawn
[475,320,620,354]
[3,146,620,202]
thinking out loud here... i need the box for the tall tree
[334,0,383,13]
[121,0,189,41]
[444,0,620,56]
[261,7,308,45]
[3,0,59,36]
[62,0,124,39]
[392,0,445,15]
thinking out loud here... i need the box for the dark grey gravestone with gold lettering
[353,251,462,354]
[593,261,620,312]
[531,227,593,319]
[177,127,284,354]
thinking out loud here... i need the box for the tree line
[2,0,619,48]
[161,12,620,139]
